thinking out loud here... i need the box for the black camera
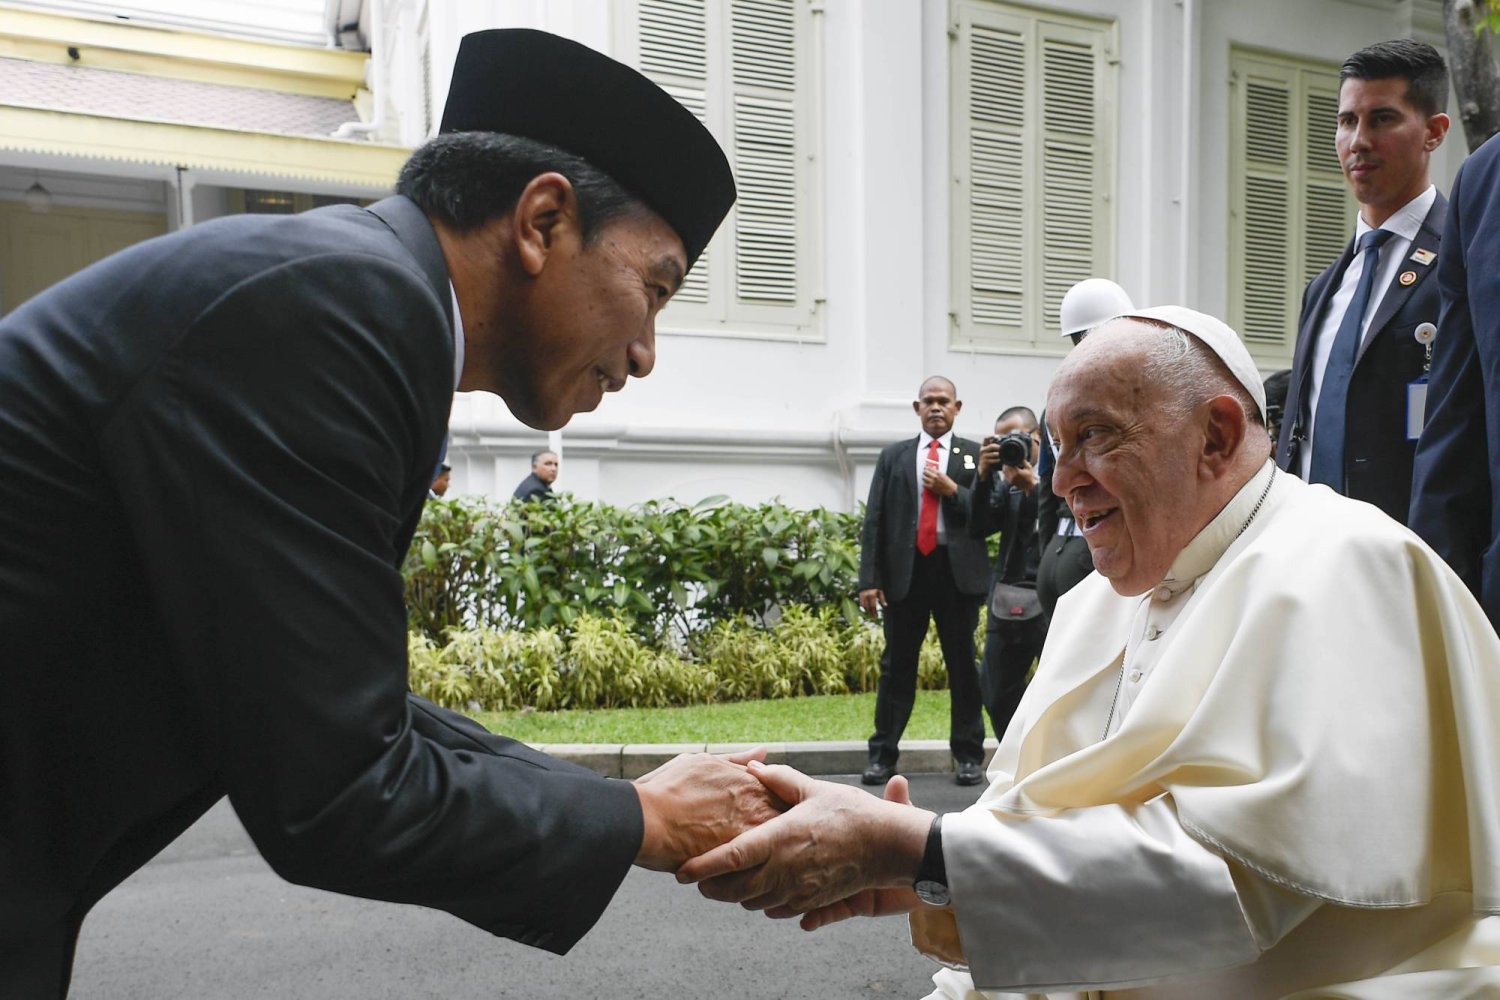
[994,430,1033,467]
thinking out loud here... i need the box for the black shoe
[955,761,984,786]
[861,761,895,785]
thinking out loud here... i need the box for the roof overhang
[1,104,408,188]
[0,3,409,190]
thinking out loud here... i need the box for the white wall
[428,0,1476,512]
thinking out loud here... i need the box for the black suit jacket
[968,474,1041,587]
[0,197,639,994]
[858,436,991,603]
[1278,194,1445,522]
[513,472,554,502]
[1412,137,1500,629]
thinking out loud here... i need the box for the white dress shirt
[1300,185,1435,479]
[449,283,465,391]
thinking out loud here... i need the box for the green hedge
[404,494,864,644]
[408,608,960,712]
[403,495,990,712]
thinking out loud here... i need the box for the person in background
[967,406,1045,742]
[1262,368,1292,460]
[430,461,452,499]
[514,449,559,502]
[1277,40,1450,523]
[1410,129,1500,632]
[1035,277,1134,619]
[858,376,991,788]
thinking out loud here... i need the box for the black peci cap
[440,28,736,269]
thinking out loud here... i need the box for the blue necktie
[1308,228,1394,489]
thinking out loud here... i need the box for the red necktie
[917,438,940,555]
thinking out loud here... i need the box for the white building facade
[0,0,1468,510]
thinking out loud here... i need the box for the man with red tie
[858,377,991,787]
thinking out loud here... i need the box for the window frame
[613,0,825,343]
[948,0,1119,357]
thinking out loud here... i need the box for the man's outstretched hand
[674,761,934,917]
[632,748,785,872]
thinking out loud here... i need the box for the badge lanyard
[1407,321,1436,441]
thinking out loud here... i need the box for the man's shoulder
[877,436,918,461]
[1462,132,1500,178]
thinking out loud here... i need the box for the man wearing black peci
[0,29,780,997]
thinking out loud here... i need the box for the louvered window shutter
[1301,84,1349,285]
[965,21,1028,336]
[953,2,1115,351]
[639,0,713,305]
[624,0,816,335]
[1229,50,1351,363]
[1038,23,1108,338]
[731,0,799,305]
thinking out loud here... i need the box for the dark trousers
[1,920,77,1000]
[868,548,985,767]
[978,614,1047,741]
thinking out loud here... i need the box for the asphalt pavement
[69,773,985,1000]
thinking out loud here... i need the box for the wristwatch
[913,814,950,906]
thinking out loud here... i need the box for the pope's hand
[675,761,934,916]
[788,775,923,931]
[632,748,785,872]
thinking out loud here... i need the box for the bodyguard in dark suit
[0,30,778,997]
[1411,131,1500,632]
[1277,40,1452,523]
[859,377,990,787]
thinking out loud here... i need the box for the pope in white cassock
[678,306,1500,999]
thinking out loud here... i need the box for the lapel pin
[1399,270,1417,286]
[1410,248,1436,266]
[963,454,975,469]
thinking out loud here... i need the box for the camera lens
[998,434,1028,467]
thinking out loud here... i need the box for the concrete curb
[532,738,1001,779]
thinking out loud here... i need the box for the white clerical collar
[1160,460,1277,593]
[1354,184,1435,246]
[448,282,465,392]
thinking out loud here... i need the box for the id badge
[1406,379,1428,441]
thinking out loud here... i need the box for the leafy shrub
[403,496,999,711]
[404,495,863,645]
[410,607,964,713]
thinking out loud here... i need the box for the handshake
[631,750,939,930]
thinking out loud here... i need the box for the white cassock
[913,461,1500,999]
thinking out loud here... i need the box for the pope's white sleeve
[942,794,1315,993]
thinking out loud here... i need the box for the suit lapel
[946,437,971,480]
[1356,195,1445,367]
[1285,244,1354,442]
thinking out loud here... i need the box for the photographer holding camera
[968,406,1047,741]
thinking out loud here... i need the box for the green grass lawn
[473,690,958,745]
